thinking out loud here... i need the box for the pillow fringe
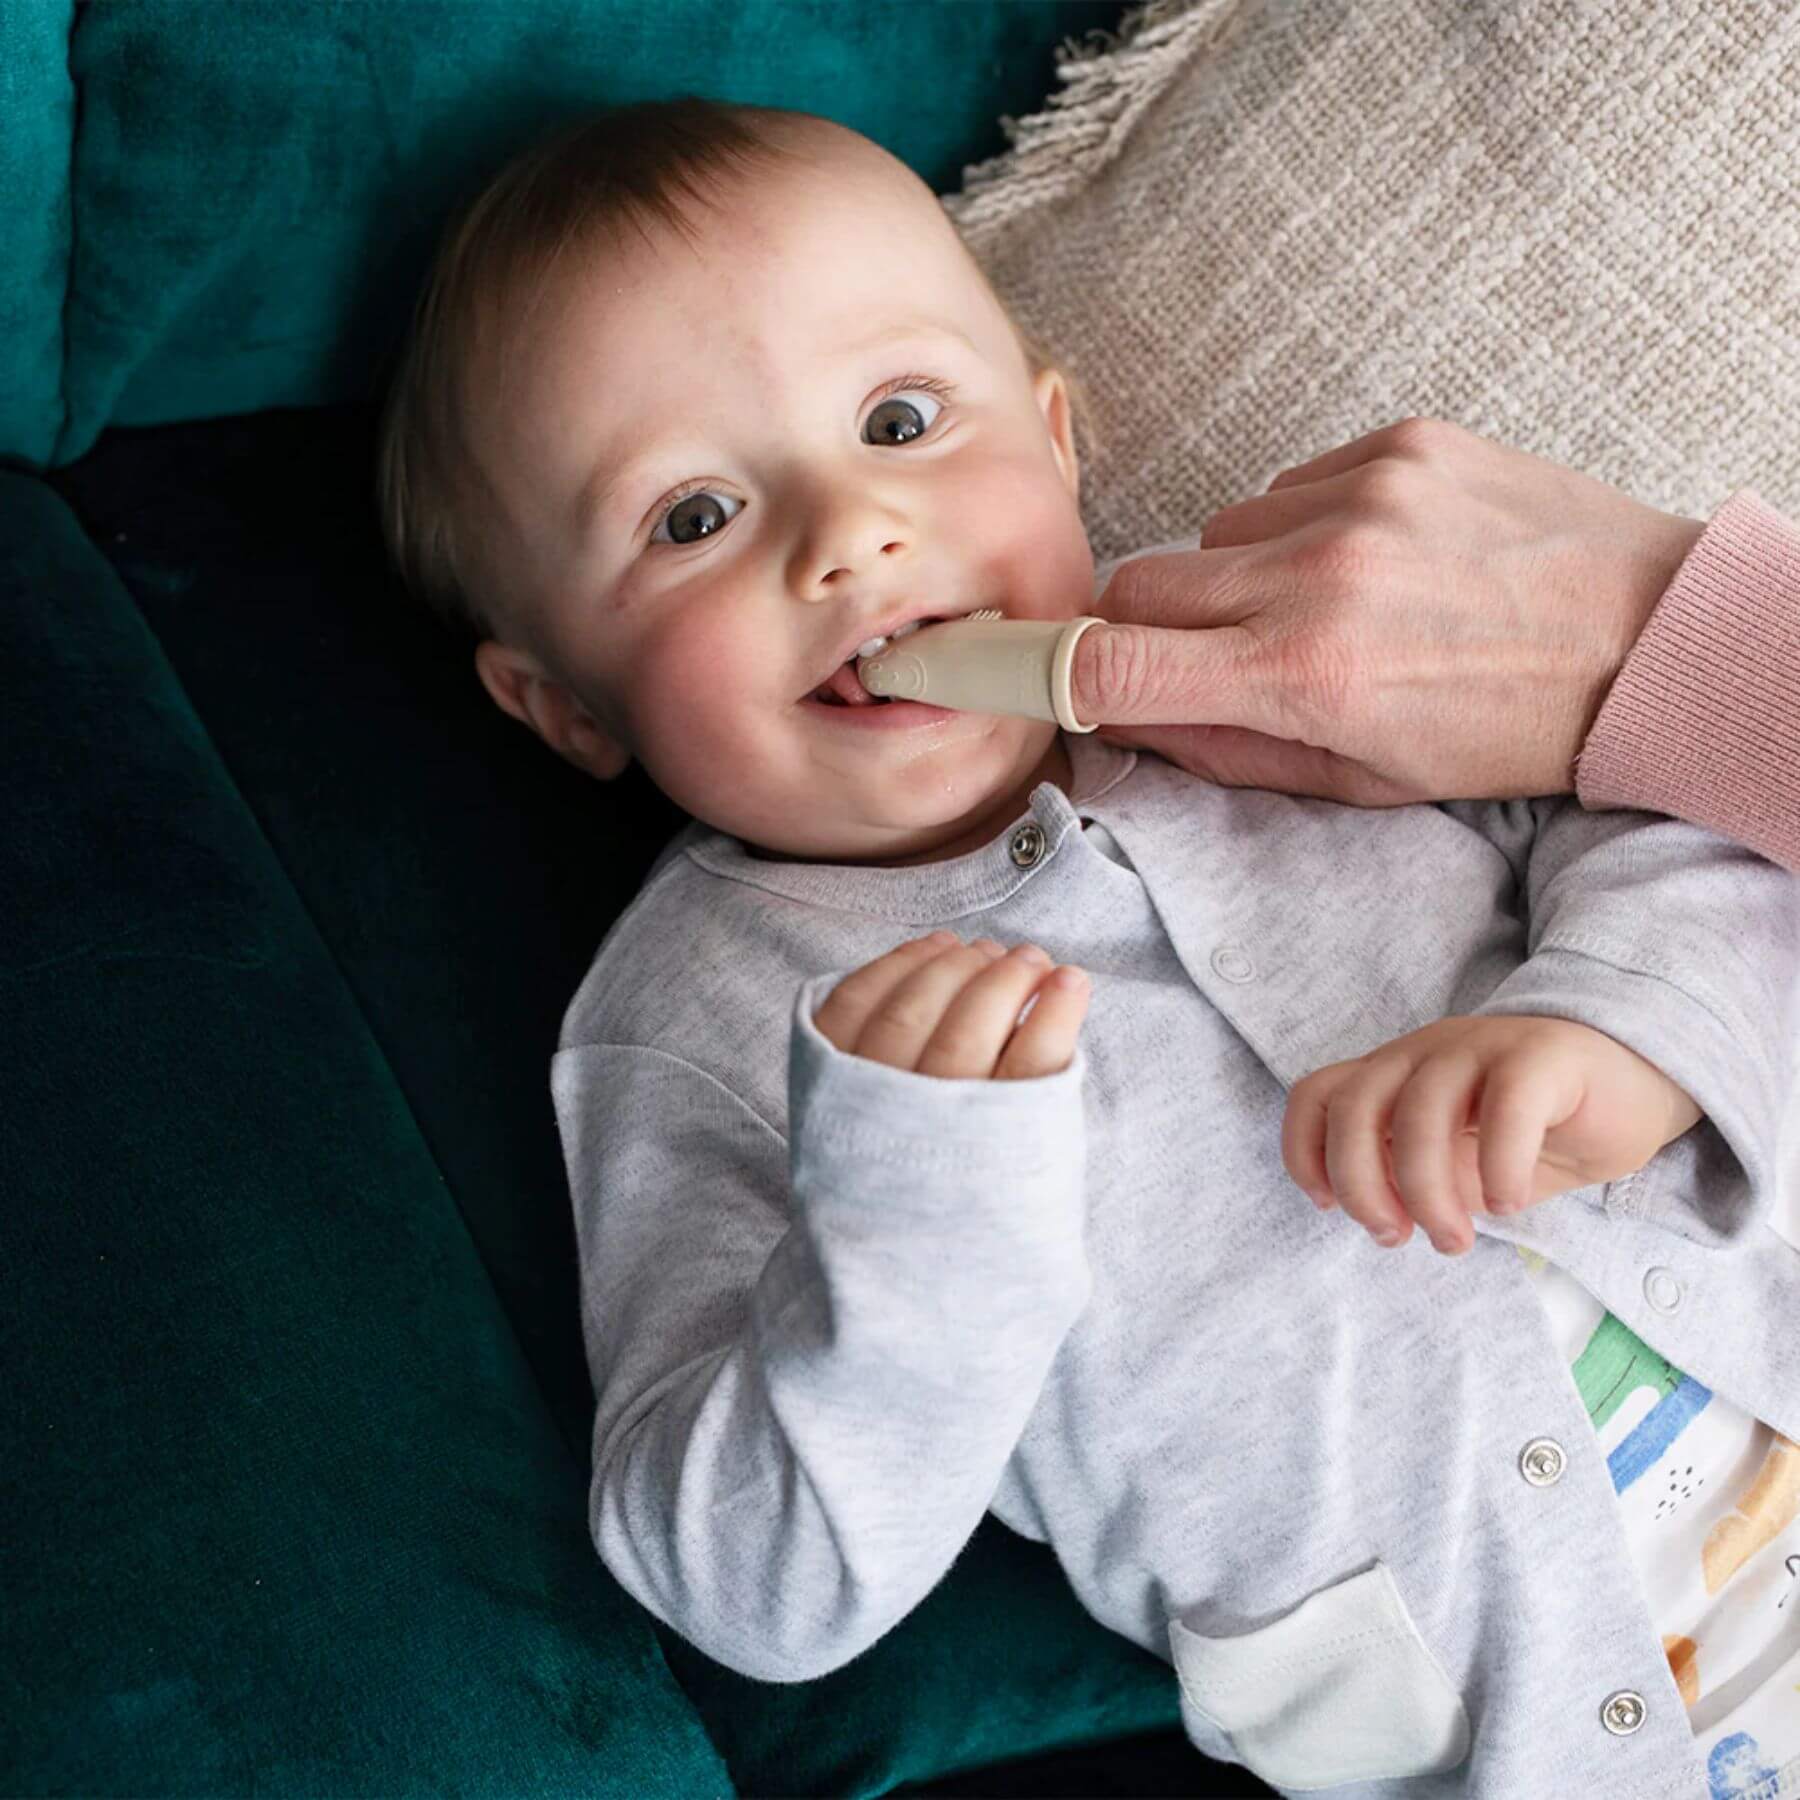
[943,0,1239,238]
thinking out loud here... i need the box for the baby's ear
[1033,365,1080,502]
[473,639,633,781]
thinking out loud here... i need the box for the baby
[375,98,1800,1800]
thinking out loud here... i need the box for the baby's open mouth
[809,663,891,707]
[807,615,950,706]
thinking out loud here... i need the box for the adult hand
[1072,418,1707,804]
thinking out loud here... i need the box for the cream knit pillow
[942,0,1800,569]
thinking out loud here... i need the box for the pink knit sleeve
[1574,488,1800,874]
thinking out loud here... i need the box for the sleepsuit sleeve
[1438,795,1800,1244]
[549,970,1092,1684]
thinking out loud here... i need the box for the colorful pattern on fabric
[1518,1247,1800,1797]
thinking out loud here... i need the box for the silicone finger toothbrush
[855,610,1106,733]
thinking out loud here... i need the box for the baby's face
[473,127,1091,866]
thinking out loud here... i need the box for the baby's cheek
[630,616,793,793]
[636,609,769,714]
[951,453,1091,605]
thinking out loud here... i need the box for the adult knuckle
[1284,527,1386,621]
[1098,556,1152,618]
[1127,548,1208,616]
[1198,500,1249,546]
[1386,415,1453,459]
[1354,460,1416,521]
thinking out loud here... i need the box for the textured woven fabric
[943,0,1800,559]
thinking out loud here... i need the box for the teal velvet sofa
[1,5,1274,1794]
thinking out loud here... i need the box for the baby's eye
[648,379,951,548]
[652,487,743,548]
[862,385,947,446]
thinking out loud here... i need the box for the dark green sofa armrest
[0,469,731,1799]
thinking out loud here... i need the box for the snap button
[1518,1437,1565,1487]
[1600,1690,1646,1735]
[1211,945,1256,983]
[1008,823,1046,869]
[1643,1266,1684,1313]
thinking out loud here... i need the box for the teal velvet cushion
[0,468,731,1799]
[0,1,73,467]
[9,0,1123,470]
[44,405,1213,1797]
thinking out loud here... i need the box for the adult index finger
[1074,553,1272,734]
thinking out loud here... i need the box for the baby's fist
[812,931,1090,1080]
[1282,1014,1702,1255]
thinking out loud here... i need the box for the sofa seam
[240,762,597,1473]
[51,0,82,467]
[69,518,594,1484]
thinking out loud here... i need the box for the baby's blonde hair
[373,94,1093,649]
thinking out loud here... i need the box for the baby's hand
[1282,1015,1703,1255]
[812,931,1090,1079]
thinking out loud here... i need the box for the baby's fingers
[992,963,1090,1081]
[1476,1054,1577,1214]
[1282,1067,1348,1211]
[910,942,1065,1079]
[1320,1060,1420,1247]
[811,930,963,1056]
[1387,1053,1484,1254]
[1286,1061,1414,1246]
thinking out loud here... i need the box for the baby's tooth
[855,617,936,662]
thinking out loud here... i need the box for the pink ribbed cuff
[1576,488,1800,875]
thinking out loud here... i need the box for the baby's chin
[735,716,1066,865]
